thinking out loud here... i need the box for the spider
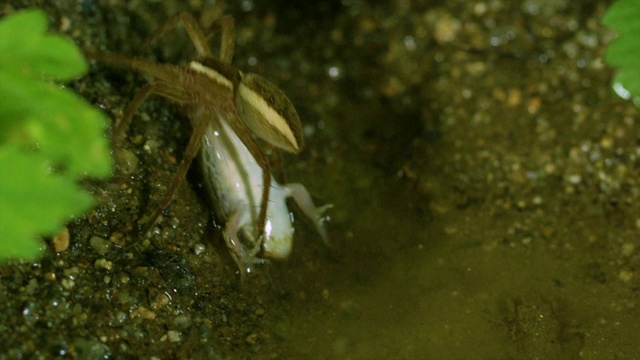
[93,13,307,268]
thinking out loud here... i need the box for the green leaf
[614,68,640,97]
[0,9,87,81]
[604,37,640,68]
[603,0,640,103]
[0,9,47,44]
[603,0,640,34]
[0,235,44,262]
[0,145,95,261]
[0,70,112,177]
[0,9,113,262]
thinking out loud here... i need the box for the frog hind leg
[286,183,333,246]
[222,210,267,282]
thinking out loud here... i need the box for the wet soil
[2,0,640,359]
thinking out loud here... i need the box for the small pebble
[600,136,614,150]
[166,330,181,343]
[567,174,582,184]
[433,14,461,43]
[621,243,634,257]
[151,293,171,309]
[44,272,56,281]
[173,315,192,329]
[619,270,633,283]
[507,88,522,107]
[52,227,70,253]
[131,306,156,320]
[245,333,259,345]
[94,258,113,271]
[61,278,75,290]
[63,267,79,278]
[90,236,111,255]
[115,148,139,175]
[58,16,71,32]
[193,243,206,255]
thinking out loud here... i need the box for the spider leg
[203,15,235,63]
[140,106,211,235]
[114,81,190,139]
[141,12,213,58]
[269,145,286,184]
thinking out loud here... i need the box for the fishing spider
[98,13,304,251]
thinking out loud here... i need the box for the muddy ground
[2,0,639,359]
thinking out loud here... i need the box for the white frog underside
[200,113,330,274]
